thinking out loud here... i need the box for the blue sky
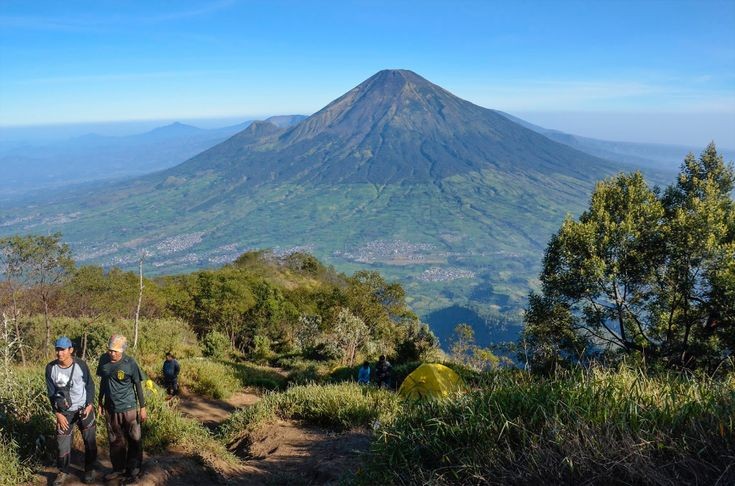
[1,0,734,146]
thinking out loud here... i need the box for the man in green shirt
[97,334,147,482]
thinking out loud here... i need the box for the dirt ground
[36,388,371,485]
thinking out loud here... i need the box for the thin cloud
[463,78,735,112]
[0,0,236,32]
[13,69,238,86]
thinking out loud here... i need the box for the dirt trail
[38,386,371,485]
[175,389,260,429]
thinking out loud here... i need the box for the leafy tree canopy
[524,143,734,371]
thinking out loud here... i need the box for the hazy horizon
[1,108,733,151]
[1,1,733,148]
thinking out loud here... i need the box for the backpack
[52,361,77,412]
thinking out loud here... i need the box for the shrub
[0,431,34,486]
[139,381,238,474]
[179,359,241,399]
[202,331,231,360]
[303,341,342,361]
[251,335,273,363]
[220,383,401,446]
[362,366,735,485]
[0,367,55,463]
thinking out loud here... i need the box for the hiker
[97,334,147,482]
[357,360,371,385]
[45,336,98,485]
[162,351,180,396]
[376,355,392,389]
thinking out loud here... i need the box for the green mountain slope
[0,70,642,346]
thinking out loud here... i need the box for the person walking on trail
[162,351,180,396]
[357,360,371,385]
[45,336,98,486]
[97,334,148,482]
[376,355,392,389]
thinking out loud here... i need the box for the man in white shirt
[45,336,97,485]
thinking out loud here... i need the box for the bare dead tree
[133,253,145,350]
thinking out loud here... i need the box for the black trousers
[164,376,178,395]
[56,408,97,473]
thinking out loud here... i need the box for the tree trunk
[134,257,144,350]
[82,329,88,360]
[2,312,10,372]
[11,290,26,366]
[43,296,51,359]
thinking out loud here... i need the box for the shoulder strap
[67,361,77,388]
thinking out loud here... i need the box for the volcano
[0,69,633,344]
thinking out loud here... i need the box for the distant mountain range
[0,115,306,199]
[497,111,734,172]
[1,70,722,346]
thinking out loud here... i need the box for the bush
[13,317,199,369]
[303,341,343,362]
[251,335,273,363]
[0,367,55,463]
[362,366,735,485]
[220,383,401,446]
[179,359,241,399]
[202,331,231,360]
[223,361,287,391]
[0,431,34,486]
[139,381,238,474]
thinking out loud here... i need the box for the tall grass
[179,358,286,399]
[220,383,401,446]
[0,432,33,486]
[142,383,239,473]
[363,366,735,485]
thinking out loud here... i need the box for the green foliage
[0,431,34,486]
[363,366,735,485]
[251,334,273,363]
[59,265,166,319]
[220,383,401,445]
[0,367,56,472]
[526,144,735,369]
[202,331,231,359]
[180,358,287,399]
[449,323,505,370]
[179,359,242,399]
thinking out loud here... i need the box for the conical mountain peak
[282,68,466,143]
[172,69,616,186]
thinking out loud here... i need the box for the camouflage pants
[105,409,142,474]
[57,408,97,473]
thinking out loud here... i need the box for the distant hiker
[162,351,180,396]
[376,355,392,389]
[357,360,371,385]
[97,334,147,482]
[45,336,98,485]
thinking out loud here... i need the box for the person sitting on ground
[162,351,180,396]
[375,355,392,389]
[97,334,147,482]
[45,336,98,485]
[357,360,371,385]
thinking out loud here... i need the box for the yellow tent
[398,363,465,401]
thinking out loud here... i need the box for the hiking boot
[104,470,124,481]
[52,472,68,486]
[83,469,96,484]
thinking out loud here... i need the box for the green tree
[330,307,370,366]
[345,271,416,355]
[0,233,74,357]
[524,144,734,369]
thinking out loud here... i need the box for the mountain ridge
[0,69,664,344]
